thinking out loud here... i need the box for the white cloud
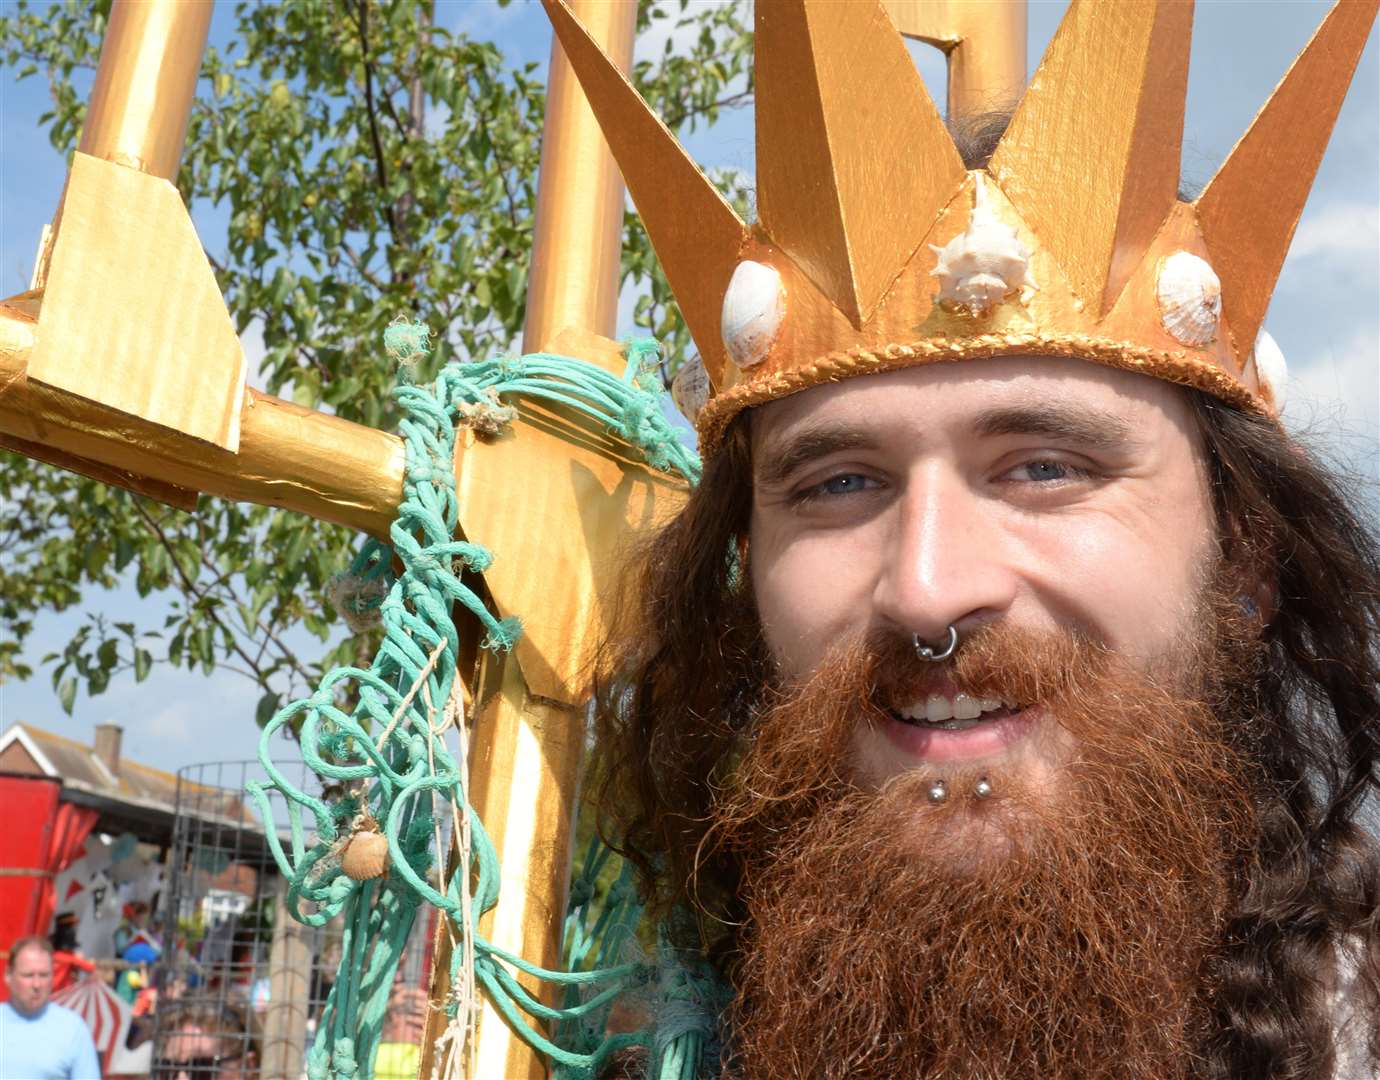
[143,701,194,744]
[1282,327,1380,486]
[240,319,267,385]
[1287,201,1380,261]
[444,0,526,39]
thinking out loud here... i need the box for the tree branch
[132,499,292,690]
[192,542,315,685]
[661,89,753,132]
[349,0,399,236]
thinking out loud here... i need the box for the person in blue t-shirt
[1,936,101,1080]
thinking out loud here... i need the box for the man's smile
[894,691,1013,728]
[881,701,1036,763]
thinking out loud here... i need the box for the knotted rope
[249,326,711,1080]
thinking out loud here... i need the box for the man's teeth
[899,694,1008,724]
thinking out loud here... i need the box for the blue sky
[2,0,1377,778]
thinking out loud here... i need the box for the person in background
[0,936,101,1080]
[153,1003,259,1080]
[49,913,96,994]
[372,966,429,1080]
[113,901,150,959]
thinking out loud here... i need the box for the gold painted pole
[522,0,637,352]
[882,0,1028,121]
[79,0,213,179]
[0,301,405,537]
[947,1,1026,122]
[421,4,637,1079]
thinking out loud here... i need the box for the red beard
[710,616,1262,1080]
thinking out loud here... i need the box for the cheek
[751,530,876,677]
[1019,498,1214,659]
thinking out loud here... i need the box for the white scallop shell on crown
[670,354,711,424]
[721,260,785,368]
[1252,329,1288,414]
[1156,251,1221,347]
[930,179,1036,316]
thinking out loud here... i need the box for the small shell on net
[341,828,389,881]
[1156,251,1221,347]
[1252,329,1288,414]
[670,354,711,424]
[930,178,1036,317]
[721,260,785,368]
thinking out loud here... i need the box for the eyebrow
[971,402,1138,451]
[754,401,1142,488]
[754,423,880,489]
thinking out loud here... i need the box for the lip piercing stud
[927,779,948,804]
[974,777,993,800]
[913,625,959,662]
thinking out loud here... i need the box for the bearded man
[540,0,1380,1077]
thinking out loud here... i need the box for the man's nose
[872,467,1019,641]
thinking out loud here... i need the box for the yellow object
[522,0,636,354]
[543,0,1379,452]
[541,0,747,391]
[29,153,248,451]
[420,6,649,1080]
[754,0,966,327]
[372,1042,420,1080]
[456,328,686,705]
[0,296,406,534]
[881,0,1027,121]
[77,0,211,180]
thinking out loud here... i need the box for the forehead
[749,355,1199,457]
[12,945,52,971]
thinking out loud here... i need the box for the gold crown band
[697,331,1268,455]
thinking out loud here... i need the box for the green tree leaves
[1,0,752,719]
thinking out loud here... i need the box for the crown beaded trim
[542,0,1379,453]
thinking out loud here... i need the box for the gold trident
[0,1,1025,1075]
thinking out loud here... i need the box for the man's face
[748,355,1216,798]
[5,944,53,1017]
[156,1025,253,1080]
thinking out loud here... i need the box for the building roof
[0,722,262,849]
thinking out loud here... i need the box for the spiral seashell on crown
[540,0,1378,451]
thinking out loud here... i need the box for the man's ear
[1250,578,1277,626]
[1218,518,1276,629]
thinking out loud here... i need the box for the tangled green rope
[248,326,709,1080]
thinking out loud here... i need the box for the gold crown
[541,0,1378,452]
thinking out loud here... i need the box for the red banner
[0,775,98,1001]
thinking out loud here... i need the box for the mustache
[712,614,1246,864]
[863,621,1113,716]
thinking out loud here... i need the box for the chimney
[94,723,122,776]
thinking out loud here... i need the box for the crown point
[990,0,1193,317]
[1197,0,1379,364]
[755,0,964,326]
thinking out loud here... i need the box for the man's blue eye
[823,474,869,495]
[1021,461,1069,482]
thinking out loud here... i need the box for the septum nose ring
[912,625,958,662]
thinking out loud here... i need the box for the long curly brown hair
[590,390,1380,1079]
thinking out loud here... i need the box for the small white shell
[721,260,785,368]
[1156,251,1221,346]
[670,354,711,424]
[930,179,1035,316]
[341,828,389,881]
[1252,329,1288,414]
